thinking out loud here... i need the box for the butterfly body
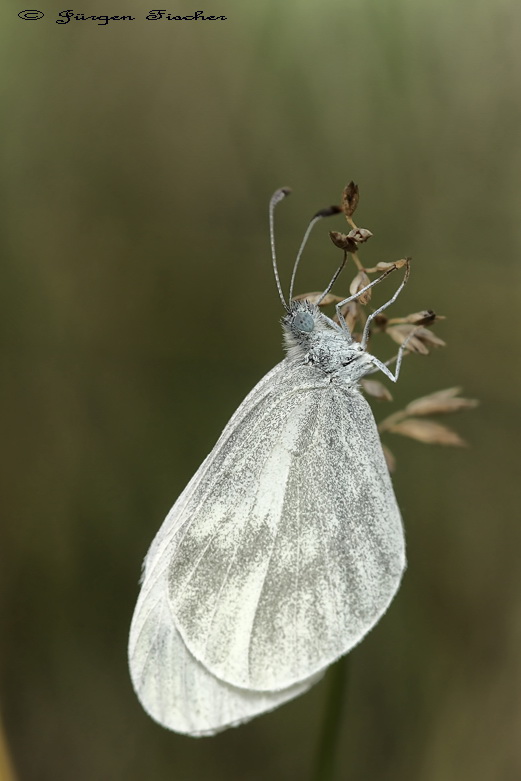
[283,299,372,379]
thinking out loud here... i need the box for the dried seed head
[387,311,445,327]
[404,310,440,326]
[349,271,372,305]
[372,313,389,330]
[341,181,360,218]
[385,418,467,446]
[387,325,428,354]
[413,327,446,347]
[393,258,408,270]
[348,228,373,244]
[382,444,396,473]
[374,261,399,271]
[329,231,358,253]
[365,259,409,273]
[361,379,393,401]
[292,291,344,306]
[404,388,479,417]
[386,324,446,354]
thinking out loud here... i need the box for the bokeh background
[2,1,521,779]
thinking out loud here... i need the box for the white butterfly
[128,188,415,736]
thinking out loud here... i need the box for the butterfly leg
[363,326,418,383]
[334,262,409,334]
[360,260,411,349]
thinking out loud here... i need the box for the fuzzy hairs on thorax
[281,299,372,380]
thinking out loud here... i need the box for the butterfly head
[282,299,335,353]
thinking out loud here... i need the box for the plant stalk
[311,656,350,781]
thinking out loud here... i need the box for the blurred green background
[1,1,520,779]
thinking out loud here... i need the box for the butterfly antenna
[316,251,348,305]
[269,188,292,310]
[288,205,342,302]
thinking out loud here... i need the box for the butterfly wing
[129,361,323,734]
[132,358,405,696]
[128,534,322,736]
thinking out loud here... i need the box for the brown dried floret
[347,228,373,244]
[349,271,372,305]
[360,379,393,402]
[364,258,409,273]
[382,418,467,446]
[341,181,359,219]
[386,324,446,354]
[404,387,479,417]
[382,444,397,473]
[292,291,344,306]
[329,231,358,253]
[386,310,444,327]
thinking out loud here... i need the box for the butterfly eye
[293,311,315,333]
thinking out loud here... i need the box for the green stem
[311,656,350,781]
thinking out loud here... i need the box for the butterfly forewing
[162,360,405,691]
[129,360,327,733]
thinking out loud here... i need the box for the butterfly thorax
[282,300,373,380]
